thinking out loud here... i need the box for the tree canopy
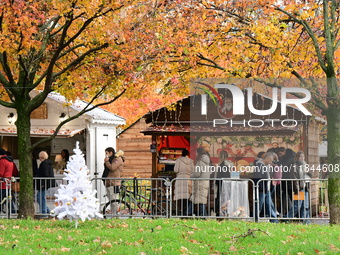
[1,0,339,223]
[0,0,188,218]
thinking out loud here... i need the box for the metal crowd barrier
[169,178,256,220]
[1,177,66,219]
[0,178,16,218]
[94,177,172,218]
[1,176,330,223]
[256,179,329,223]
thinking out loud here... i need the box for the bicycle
[102,180,176,218]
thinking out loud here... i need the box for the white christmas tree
[51,142,102,227]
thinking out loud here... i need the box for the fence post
[164,178,171,218]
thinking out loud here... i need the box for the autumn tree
[133,0,340,223]
[0,0,186,218]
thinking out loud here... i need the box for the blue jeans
[193,203,207,216]
[176,199,192,216]
[256,191,278,223]
[286,190,311,223]
[37,190,50,214]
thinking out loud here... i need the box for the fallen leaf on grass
[314,248,326,254]
[189,239,200,244]
[153,247,163,252]
[137,238,145,244]
[106,224,115,229]
[93,237,101,243]
[67,235,74,241]
[229,246,238,251]
[288,234,298,239]
[118,223,129,228]
[156,225,162,230]
[138,228,144,232]
[101,241,112,248]
[330,244,340,251]
[60,247,70,252]
[180,246,189,253]
[78,240,87,245]
[187,231,194,235]
[12,226,20,229]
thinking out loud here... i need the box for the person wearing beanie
[0,149,6,156]
[0,148,14,186]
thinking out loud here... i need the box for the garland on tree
[51,142,102,227]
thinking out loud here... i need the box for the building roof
[0,127,84,138]
[141,123,301,136]
[142,91,308,136]
[0,91,126,137]
[47,92,126,125]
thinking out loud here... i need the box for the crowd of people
[172,146,312,223]
[252,147,311,223]
[0,148,67,217]
[1,144,313,223]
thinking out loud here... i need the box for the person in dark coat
[61,149,70,170]
[280,148,296,216]
[253,152,278,223]
[285,151,312,224]
[35,151,55,216]
[5,151,19,214]
[214,150,234,216]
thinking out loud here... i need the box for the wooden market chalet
[116,87,325,216]
[139,93,320,178]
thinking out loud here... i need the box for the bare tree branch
[274,5,328,73]
[52,43,109,78]
[197,53,225,70]
[0,52,16,86]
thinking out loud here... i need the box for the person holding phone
[103,147,124,214]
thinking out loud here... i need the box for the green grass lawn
[0,218,339,254]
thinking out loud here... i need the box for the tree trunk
[326,80,340,225]
[16,108,35,219]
